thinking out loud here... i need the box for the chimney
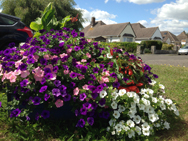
[91,17,95,27]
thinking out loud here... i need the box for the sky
[74,0,188,35]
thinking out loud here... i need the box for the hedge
[100,42,139,53]
[161,43,174,50]
[140,40,162,50]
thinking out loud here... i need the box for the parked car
[178,46,188,55]
[0,13,33,50]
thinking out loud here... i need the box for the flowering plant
[0,27,179,140]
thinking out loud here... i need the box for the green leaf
[30,22,40,31]
[60,15,71,28]
[33,32,41,38]
[41,8,55,30]
[43,2,53,16]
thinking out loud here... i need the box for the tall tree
[0,0,84,31]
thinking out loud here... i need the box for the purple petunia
[80,32,84,37]
[63,94,71,101]
[90,74,96,80]
[99,98,106,106]
[79,93,86,101]
[45,73,53,79]
[91,93,98,99]
[59,41,64,47]
[41,110,50,119]
[35,113,40,121]
[87,117,94,126]
[54,80,61,87]
[110,72,117,78]
[91,102,98,110]
[32,96,41,105]
[10,108,21,118]
[3,49,12,55]
[81,66,88,73]
[40,58,48,65]
[93,67,99,73]
[99,64,105,69]
[6,61,15,67]
[52,88,61,97]
[113,82,120,88]
[83,102,92,109]
[153,74,158,78]
[0,101,2,107]
[44,94,50,101]
[80,107,87,115]
[51,58,59,65]
[18,63,27,71]
[39,85,48,93]
[39,48,47,52]
[20,79,28,87]
[102,111,110,119]
[76,119,85,128]
[26,58,35,64]
[70,72,77,78]
[144,64,151,71]
[88,85,96,92]
[53,66,59,73]
[3,55,12,61]
[41,78,46,85]
[97,85,104,92]
[75,109,80,116]
[44,68,51,74]
[69,82,76,88]
[62,65,69,70]
[74,46,80,51]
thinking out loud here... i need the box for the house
[81,17,136,43]
[160,31,180,45]
[131,23,163,44]
[177,31,188,45]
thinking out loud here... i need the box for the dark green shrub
[140,40,162,50]
[144,48,152,53]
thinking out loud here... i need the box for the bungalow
[177,31,188,45]
[81,17,136,43]
[131,23,163,44]
[161,31,180,45]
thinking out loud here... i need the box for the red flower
[110,48,113,56]
[136,83,143,87]
[128,69,133,76]
[71,14,78,23]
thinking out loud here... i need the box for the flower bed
[0,27,179,139]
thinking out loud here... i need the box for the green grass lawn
[0,64,188,141]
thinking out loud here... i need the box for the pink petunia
[63,70,69,75]
[34,75,43,82]
[55,99,64,108]
[87,39,91,42]
[86,53,91,58]
[73,87,79,96]
[43,54,51,60]
[33,55,39,62]
[14,69,21,75]
[9,75,17,83]
[82,84,89,90]
[49,73,56,80]
[50,55,58,60]
[19,50,25,55]
[2,73,7,82]
[33,67,44,77]
[78,75,85,80]
[44,64,53,72]
[81,59,87,62]
[21,70,30,78]
[59,53,68,58]
[6,71,15,79]
[15,60,23,68]
[66,48,72,54]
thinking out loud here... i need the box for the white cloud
[137,20,149,27]
[104,0,109,3]
[75,6,117,27]
[150,0,188,34]
[115,0,165,4]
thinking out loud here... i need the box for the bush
[144,48,152,53]
[140,40,162,50]
[100,42,139,53]
[161,44,174,50]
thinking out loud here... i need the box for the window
[0,16,16,25]
[123,37,133,42]
[110,36,112,42]
[164,32,167,35]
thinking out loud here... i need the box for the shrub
[161,44,174,50]
[144,48,152,53]
[140,40,162,50]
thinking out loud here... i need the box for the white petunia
[107,53,113,59]
[119,120,125,125]
[164,121,170,130]
[111,101,118,109]
[133,115,141,124]
[154,123,160,127]
[115,124,122,132]
[159,95,165,101]
[148,114,157,123]
[127,92,133,97]
[111,131,115,135]
[152,97,158,103]
[143,94,150,98]
[138,104,145,110]
[128,110,136,118]
[165,99,173,105]
[130,106,137,113]
[159,84,165,90]
[111,91,118,100]
[141,122,150,130]
[126,120,135,127]
[100,90,107,98]
[118,105,126,113]
[122,125,130,131]
[128,130,135,138]
[148,106,155,114]
[131,102,137,108]
[109,119,116,127]
[174,110,179,116]
[140,88,147,95]
[142,129,150,136]
[113,110,120,119]
[160,103,166,110]
[133,95,140,103]
[149,80,157,86]
[142,98,150,106]
[135,126,141,135]
[118,89,126,96]
[170,104,177,111]
[106,127,110,131]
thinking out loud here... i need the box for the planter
[7,89,75,120]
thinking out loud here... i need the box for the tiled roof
[177,31,188,41]
[81,21,130,38]
[131,23,158,39]
[161,31,179,42]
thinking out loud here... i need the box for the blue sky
[74,0,188,35]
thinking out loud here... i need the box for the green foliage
[144,48,152,53]
[0,0,84,31]
[100,42,139,53]
[161,44,174,50]
[30,2,71,37]
[140,40,162,50]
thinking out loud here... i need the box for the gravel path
[136,54,188,67]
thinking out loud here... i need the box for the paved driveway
[136,54,188,67]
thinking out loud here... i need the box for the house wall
[119,24,136,42]
[166,38,171,44]
[107,37,120,42]
[151,28,163,40]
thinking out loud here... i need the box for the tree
[0,0,84,31]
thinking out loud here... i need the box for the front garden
[0,2,187,141]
